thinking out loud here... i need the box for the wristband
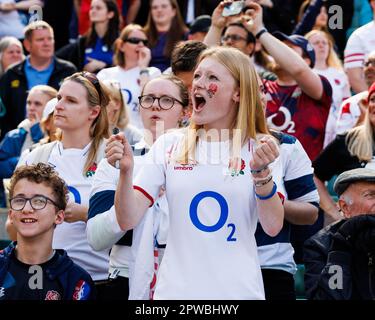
[254,182,277,200]
[255,28,268,39]
[250,165,269,175]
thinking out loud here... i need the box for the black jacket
[0,57,76,139]
[304,220,375,300]
[0,242,96,300]
[56,36,87,72]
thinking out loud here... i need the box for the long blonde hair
[305,30,343,70]
[176,47,269,164]
[61,72,110,175]
[102,79,129,130]
[346,107,375,161]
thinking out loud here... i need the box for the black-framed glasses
[80,71,102,104]
[138,95,184,110]
[221,34,247,42]
[9,195,61,211]
[125,37,148,46]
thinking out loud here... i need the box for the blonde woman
[306,30,351,146]
[106,47,284,299]
[101,79,143,146]
[16,72,111,297]
[313,82,375,224]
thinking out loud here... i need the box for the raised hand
[84,57,107,73]
[64,202,88,223]
[105,132,134,173]
[250,135,279,175]
[211,1,232,29]
[241,1,265,35]
[137,47,151,69]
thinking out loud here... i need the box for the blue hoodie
[0,242,96,300]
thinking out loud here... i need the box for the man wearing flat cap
[303,168,375,300]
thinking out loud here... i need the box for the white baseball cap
[42,98,58,120]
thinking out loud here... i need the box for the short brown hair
[8,163,68,210]
[24,21,54,41]
[171,40,207,74]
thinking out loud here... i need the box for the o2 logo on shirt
[267,106,296,133]
[68,186,81,204]
[121,88,139,112]
[122,88,132,105]
[189,191,236,242]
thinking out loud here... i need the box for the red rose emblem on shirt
[45,290,61,300]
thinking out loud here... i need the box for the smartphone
[222,1,245,17]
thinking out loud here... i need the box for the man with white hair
[304,168,375,300]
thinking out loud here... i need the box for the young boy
[0,163,95,300]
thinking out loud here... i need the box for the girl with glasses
[97,24,161,130]
[87,74,189,299]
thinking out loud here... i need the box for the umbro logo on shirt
[174,165,194,171]
[0,287,5,298]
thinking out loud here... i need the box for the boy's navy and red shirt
[0,242,95,300]
[264,75,333,161]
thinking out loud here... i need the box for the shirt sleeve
[344,31,365,69]
[86,158,125,251]
[318,75,333,107]
[336,99,361,135]
[133,133,174,205]
[283,137,319,204]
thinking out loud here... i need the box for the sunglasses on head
[124,37,149,46]
[80,71,102,104]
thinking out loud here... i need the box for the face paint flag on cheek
[208,84,218,98]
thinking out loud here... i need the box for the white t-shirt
[97,66,161,130]
[133,130,271,300]
[0,0,25,39]
[344,21,375,69]
[336,91,368,135]
[313,67,351,146]
[23,141,110,281]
